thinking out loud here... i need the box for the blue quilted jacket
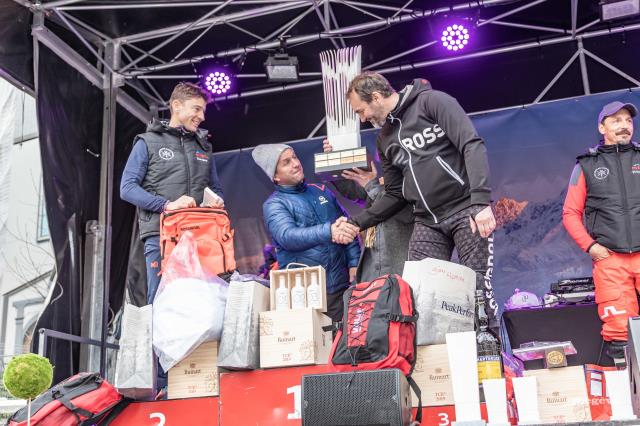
[263,181,361,294]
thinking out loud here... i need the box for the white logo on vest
[159,148,174,160]
[594,167,609,180]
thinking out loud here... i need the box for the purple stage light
[204,71,232,95]
[441,24,470,52]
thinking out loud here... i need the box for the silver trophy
[315,46,368,179]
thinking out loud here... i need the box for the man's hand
[469,205,496,238]
[589,243,611,262]
[341,161,378,189]
[331,217,360,244]
[165,195,196,211]
[323,139,333,153]
[349,267,357,283]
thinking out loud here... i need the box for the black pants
[325,287,346,323]
[408,205,498,328]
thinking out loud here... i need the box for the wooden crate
[411,344,454,407]
[524,366,592,423]
[168,341,219,399]
[269,266,327,311]
[259,308,331,368]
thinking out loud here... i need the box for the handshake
[331,217,360,245]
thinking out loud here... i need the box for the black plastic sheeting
[0,1,33,90]
[31,43,143,384]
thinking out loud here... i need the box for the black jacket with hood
[352,79,492,229]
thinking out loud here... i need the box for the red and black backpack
[327,274,422,421]
[7,372,126,426]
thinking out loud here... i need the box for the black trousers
[408,205,498,328]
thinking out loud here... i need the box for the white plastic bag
[152,232,229,372]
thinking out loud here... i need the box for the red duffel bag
[7,372,124,426]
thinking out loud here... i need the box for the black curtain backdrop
[31,43,143,383]
[0,0,33,90]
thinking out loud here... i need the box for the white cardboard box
[259,308,332,368]
[168,341,219,399]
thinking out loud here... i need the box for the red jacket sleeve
[562,164,596,252]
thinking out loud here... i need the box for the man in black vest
[563,101,640,367]
[121,82,224,304]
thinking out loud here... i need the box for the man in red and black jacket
[563,101,640,367]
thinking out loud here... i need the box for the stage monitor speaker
[628,316,640,416]
[301,368,412,426]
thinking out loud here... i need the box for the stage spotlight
[264,36,299,82]
[441,23,470,52]
[600,0,640,21]
[203,70,232,95]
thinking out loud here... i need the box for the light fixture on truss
[264,38,299,82]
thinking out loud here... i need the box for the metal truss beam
[118,1,309,44]
[31,22,151,122]
[127,0,522,75]
[213,21,640,102]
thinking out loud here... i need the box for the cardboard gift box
[411,344,455,407]
[523,365,592,423]
[259,308,332,369]
[269,266,327,311]
[168,341,219,399]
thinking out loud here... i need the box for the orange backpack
[160,207,236,277]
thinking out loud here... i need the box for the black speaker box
[301,368,412,426]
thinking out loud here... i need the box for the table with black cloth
[502,302,614,368]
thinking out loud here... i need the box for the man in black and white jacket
[340,71,498,321]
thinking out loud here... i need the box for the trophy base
[314,147,370,180]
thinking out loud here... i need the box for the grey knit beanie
[251,143,292,180]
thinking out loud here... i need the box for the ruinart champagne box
[524,366,592,423]
[259,308,332,369]
[411,344,454,407]
[269,266,327,311]
[168,341,219,399]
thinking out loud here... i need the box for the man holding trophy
[328,71,498,324]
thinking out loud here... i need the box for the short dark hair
[346,71,395,103]
[169,82,209,112]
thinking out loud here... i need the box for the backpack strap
[407,375,423,424]
[322,321,342,332]
[385,313,419,322]
[55,391,94,422]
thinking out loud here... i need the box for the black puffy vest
[137,120,212,239]
[578,142,640,253]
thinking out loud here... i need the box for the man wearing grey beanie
[252,144,361,321]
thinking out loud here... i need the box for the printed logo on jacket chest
[632,163,640,174]
[400,124,446,151]
[318,196,328,205]
[195,150,209,162]
[158,147,174,160]
[594,167,609,180]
